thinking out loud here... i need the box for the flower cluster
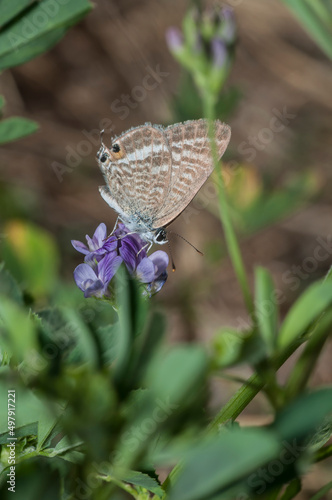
[71,223,169,298]
[166,6,236,97]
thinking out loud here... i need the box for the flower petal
[74,263,97,291]
[211,38,227,68]
[166,27,184,52]
[84,252,100,269]
[93,222,107,246]
[149,250,169,278]
[99,235,117,254]
[71,239,89,255]
[119,238,141,273]
[145,271,168,296]
[85,234,95,251]
[84,279,106,298]
[98,254,123,284]
[136,257,156,283]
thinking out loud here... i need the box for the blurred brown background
[0,0,332,494]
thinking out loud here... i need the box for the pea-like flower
[74,253,122,298]
[72,223,169,298]
[165,6,236,96]
[71,222,116,262]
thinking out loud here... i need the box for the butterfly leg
[136,241,151,257]
[106,216,119,239]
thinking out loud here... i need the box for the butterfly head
[96,131,125,171]
[153,228,168,245]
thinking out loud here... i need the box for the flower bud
[165,27,184,52]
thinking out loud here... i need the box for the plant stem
[314,444,332,463]
[207,338,303,432]
[163,339,303,493]
[202,93,255,318]
[285,315,332,400]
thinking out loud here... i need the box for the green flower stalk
[166,6,236,101]
[166,6,254,316]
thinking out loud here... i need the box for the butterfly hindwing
[153,119,231,228]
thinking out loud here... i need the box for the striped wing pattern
[103,125,172,222]
[153,119,231,228]
[100,119,231,231]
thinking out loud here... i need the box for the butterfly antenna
[166,240,176,272]
[169,230,204,256]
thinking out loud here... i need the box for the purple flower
[113,225,169,293]
[219,7,236,44]
[113,224,147,273]
[72,223,169,298]
[71,223,116,262]
[136,251,169,283]
[166,27,184,52]
[74,253,122,298]
[211,38,227,68]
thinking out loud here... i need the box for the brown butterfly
[96,118,231,247]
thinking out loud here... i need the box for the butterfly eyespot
[111,143,124,159]
[100,153,108,163]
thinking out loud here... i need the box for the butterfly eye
[100,153,108,163]
[155,229,167,242]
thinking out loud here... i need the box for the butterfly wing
[99,124,172,226]
[153,119,231,228]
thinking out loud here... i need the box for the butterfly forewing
[102,125,172,221]
[153,119,231,228]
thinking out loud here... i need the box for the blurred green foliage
[1,1,332,500]
[282,0,332,60]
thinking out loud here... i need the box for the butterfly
[96,118,231,248]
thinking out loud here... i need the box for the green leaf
[53,435,84,455]
[310,480,332,500]
[120,471,164,498]
[0,0,37,29]
[123,311,166,390]
[62,308,99,368]
[146,345,207,405]
[0,0,92,71]
[212,328,266,368]
[0,297,37,364]
[255,266,278,354]
[114,266,148,383]
[0,263,23,305]
[306,416,332,451]
[281,0,332,61]
[0,117,38,144]
[95,322,120,365]
[0,382,58,444]
[273,388,332,443]
[280,478,302,500]
[1,220,59,298]
[167,428,280,500]
[285,309,332,398]
[278,280,332,348]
